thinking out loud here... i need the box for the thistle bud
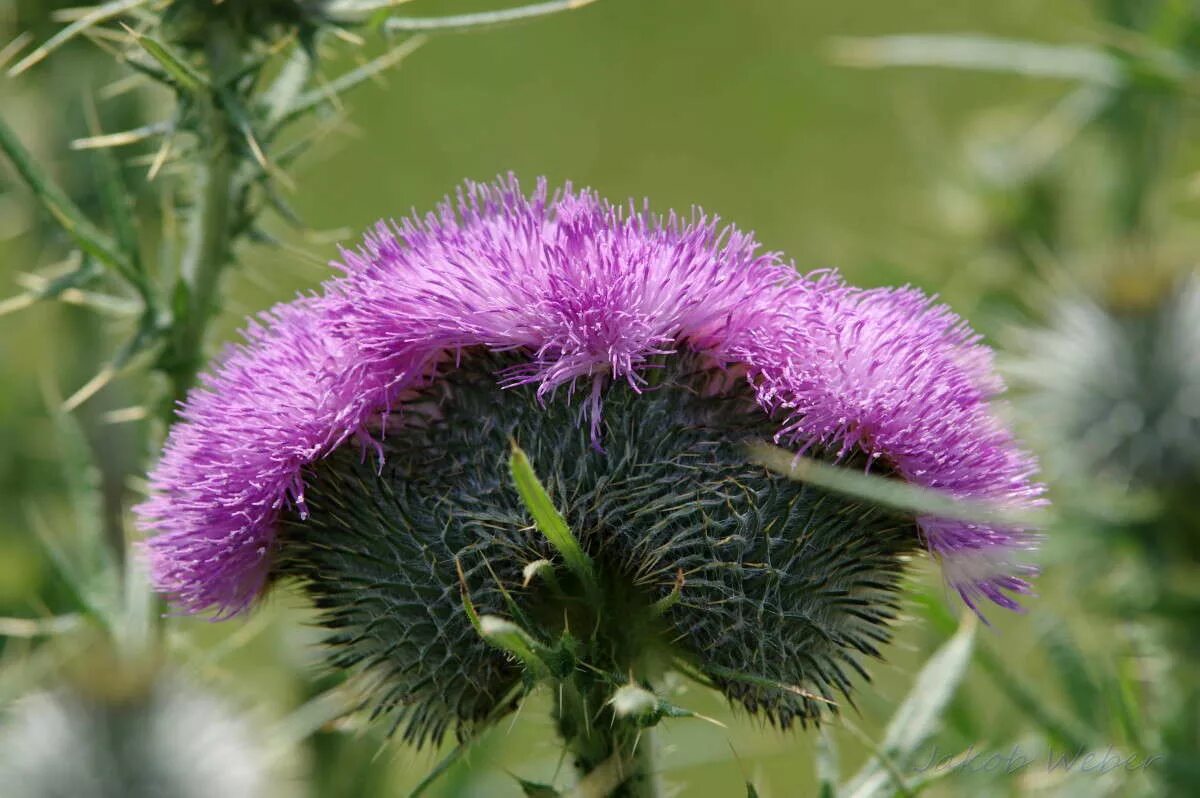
[1011,272,1200,557]
[0,670,273,798]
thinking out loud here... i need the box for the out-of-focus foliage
[2,0,1199,796]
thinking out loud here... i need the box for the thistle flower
[138,176,1041,772]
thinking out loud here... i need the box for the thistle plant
[137,177,1044,794]
[3,3,1058,796]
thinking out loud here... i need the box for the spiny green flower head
[138,176,1043,744]
[1011,272,1200,556]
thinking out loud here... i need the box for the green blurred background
[2,1,1197,796]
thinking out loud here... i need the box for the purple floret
[137,175,1043,616]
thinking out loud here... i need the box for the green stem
[555,677,659,798]
[165,24,239,418]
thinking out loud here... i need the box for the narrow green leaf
[842,619,977,798]
[0,116,134,279]
[408,683,522,797]
[829,34,1123,86]
[746,784,760,798]
[382,0,600,33]
[7,0,150,76]
[749,442,1045,527]
[509,443,599,598]
[918,591,1094,752]
[1038,616,1103,728]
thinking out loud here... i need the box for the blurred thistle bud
[1010,270,1200,557]
[0,667,273,798]
[162,0,333,49]
[138,176,1042,784]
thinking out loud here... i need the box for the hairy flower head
[138,176,1042,741]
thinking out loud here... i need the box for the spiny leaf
[509,443,599,599]
[0,256,102,317]
[84,97,145,285]
[280,35,427,128]
[7,0,150,76]
[382,0,600,34]
[0,116,135,280]
[63,315,162,411]
[122,24,208,93]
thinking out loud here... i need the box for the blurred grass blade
[1037,615,1103,728]
[918,589,1094,751]
[0,31,33,71]
[0,116,135,279]
[281,35,427,127]
[410,684,523,797]
[0,614,84,638]
[510,443,599,598]
[25,386,123,632]
[383,0,599,33]
[830,34,1123,86]
[817,727,839,798]
[842,618,976,798]
[749,442,1043,527]
[7,0,149,76]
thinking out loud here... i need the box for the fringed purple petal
[138,175,1044,616]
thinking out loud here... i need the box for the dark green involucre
[273,353,921,747]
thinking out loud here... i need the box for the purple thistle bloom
[138,175,1042,620]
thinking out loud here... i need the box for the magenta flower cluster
[138,176,1043,617]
